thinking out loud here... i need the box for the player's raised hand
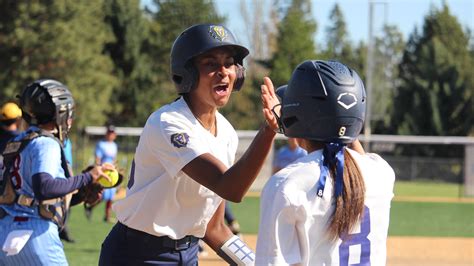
[261,77,280,132]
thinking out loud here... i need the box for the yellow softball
[98,169,119,188]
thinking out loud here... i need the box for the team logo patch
[209,25,227,41]
[171,133,189,148]
[337,92,358,110]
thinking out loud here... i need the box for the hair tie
[316,143,346,197]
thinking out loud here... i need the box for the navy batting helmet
[170,23,249,94]
[20,79,74,142]
[278,60,366,143]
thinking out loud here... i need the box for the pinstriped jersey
[113,97,238,239]
[256,148,395,266]
[0,127,66,218]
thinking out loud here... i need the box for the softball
[98,169,119,188]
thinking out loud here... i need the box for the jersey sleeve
[149,115,210,178]
[29,137,63,178]
[256,188,303,265]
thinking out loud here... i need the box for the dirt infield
[199,235,474,266]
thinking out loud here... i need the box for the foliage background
[0,0,471,140]
[0,1,472,265]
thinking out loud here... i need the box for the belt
[162,235,199,251]
[14,216,29,222]
[119,222,199,251]
[0,208,29,222]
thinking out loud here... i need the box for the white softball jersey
[113,97,238,239]
[256,148,395,266]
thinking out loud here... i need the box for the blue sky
[217,0,473,46]
[142,0,473,48]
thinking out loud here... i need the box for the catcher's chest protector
[0,129,71,228]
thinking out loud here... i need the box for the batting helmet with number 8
[278,60,366,143]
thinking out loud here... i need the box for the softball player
[94,124,118,223]
[255,60,395,265]
[272,137,307,174]
[0,79,109,265]
[0,102,23,178]
[0,102,23,153]
[99,24,279,265]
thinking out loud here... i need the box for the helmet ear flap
[174,64,199,94]
[233,64,246,92]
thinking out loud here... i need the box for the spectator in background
[91,124,118,223]
[0,102,22,153]
[272,137,307,174]
[63,138,73,166]
[0,102,22,178]
[224,203,241,236]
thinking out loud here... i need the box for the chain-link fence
[78,127,474,196]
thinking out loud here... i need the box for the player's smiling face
[193,47,237,108]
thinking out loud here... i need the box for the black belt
[118,222,199,251]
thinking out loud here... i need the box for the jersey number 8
[339,206,371,266]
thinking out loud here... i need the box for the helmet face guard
[280,60,366,143]
[170,24,249,94]
[20,79,74,142]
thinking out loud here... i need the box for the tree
[319,3,371,79]
[392,3,473,139]
[322,3,353,61]
[269,0,317,87]
[371,25,404,133]
[224,0,278,130]
[103,0,156,126]
[133,0,226,112]
[0,1,118,128]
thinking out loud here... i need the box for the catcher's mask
[279,60,366,143]
[19,79,74,143]
[170,23,249,94]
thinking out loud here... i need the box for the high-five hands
[261,77,281,132]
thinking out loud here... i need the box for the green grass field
[393,180,465,198]
[229,197,474,237]
[64,180,474,265]
[63,205,115,266]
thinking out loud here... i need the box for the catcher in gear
[99,23,280,266]
[0,79,114,265]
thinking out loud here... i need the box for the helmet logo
[337,93,357,110]
[209,25,228,41]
